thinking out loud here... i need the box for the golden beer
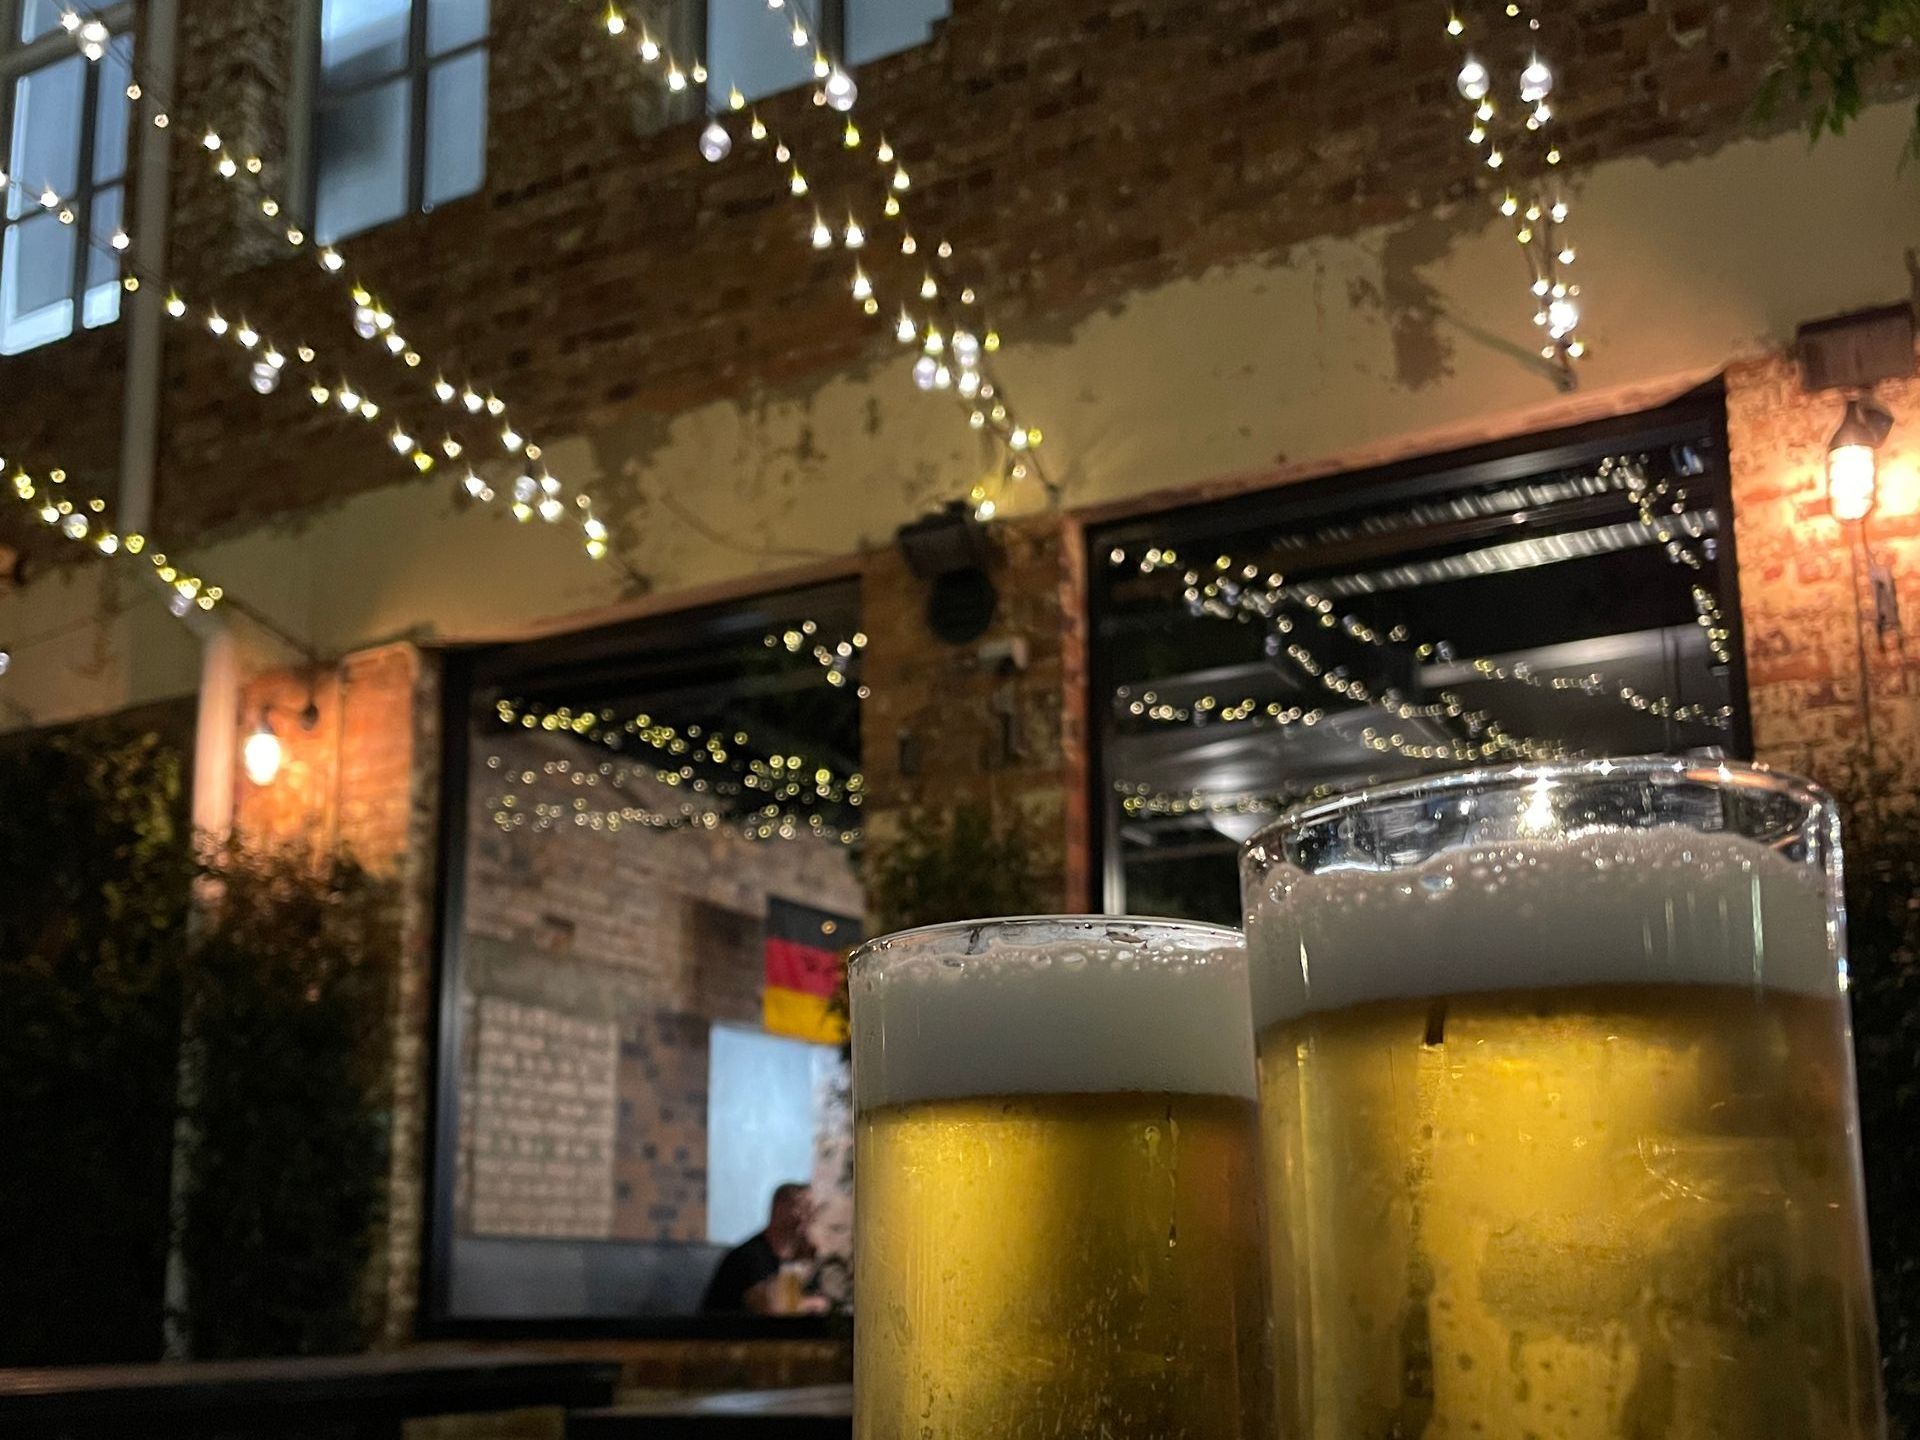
[1244,763,1885,1440]
[850,918,1269,1440]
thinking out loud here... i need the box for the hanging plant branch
[1761,0,1920,158]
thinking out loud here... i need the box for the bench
[568,1383,852,1438]
[0,1346,622,1438]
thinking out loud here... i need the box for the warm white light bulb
[843,220,864,248]
[811,214,832,248]
[243,722,283,786]
[1456,57,1490,101]
[1829,445,1878,523]
[1519,55,1554,102]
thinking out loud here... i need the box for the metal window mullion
[67,45,100,320]
[406,0,428,213]
[822,0,846,62]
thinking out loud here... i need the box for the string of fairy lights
[5,459,223,618]
[1445,0,1588,371]
[6,15,617,566]
[592,0,1056,520]
[764,620,871,694]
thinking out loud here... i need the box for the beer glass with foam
[1243,760,1883,1440]
[849,917,1270,1440]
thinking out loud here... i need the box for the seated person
[701,1181,826,1314]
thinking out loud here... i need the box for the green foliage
[178,844,400,1358]
[0,732,193,1364]
[1762,0,1920,157]
[1835,782,1920,1434]
[865,803,1050,933]
[0,727,399,1363]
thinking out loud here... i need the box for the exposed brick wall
[1727,346,1920,787]
[463,996,620,1238]
[859,511,1090,907]
[4,0,1896,540]
[457,728,863,1245]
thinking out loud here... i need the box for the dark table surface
[569,1383,853,1439]
[0,1346,622,1437]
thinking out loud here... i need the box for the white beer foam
[1246,826,1839,1028]
[851,918,1256,1109]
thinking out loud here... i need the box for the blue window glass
[1,31,134,353]
[847,0,948,66]
[314,0,489,244]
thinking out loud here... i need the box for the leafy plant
[1761,0,1920,158]
[178,844,400,1358]
[1834,778,1920,1434]
[864,803,1051,933]
[0,732,193,1364]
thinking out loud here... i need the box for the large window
[1,2,134,354]
[431,580,865,1327]
[706,0,947,108]
[1089,392,1749,923]
[312,0,487,244]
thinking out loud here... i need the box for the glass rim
[849,913,1244,973]
[1245,756,1833,859]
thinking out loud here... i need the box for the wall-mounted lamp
[1827,394,1894,523]
[243,695,320,787]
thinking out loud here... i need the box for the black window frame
[307,0,489,245]
[421,573,862,1340]
[1083,382,1755,915]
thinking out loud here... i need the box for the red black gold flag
[763,897,859,1044]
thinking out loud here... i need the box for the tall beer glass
[1243,759,1883,1440]
[850,917,1269,1440]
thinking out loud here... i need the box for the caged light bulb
[1519,55,1553,102]
[1456,57,1490,101]
[698,119,732,162]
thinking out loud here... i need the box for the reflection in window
[313,0,489,243]
[708,0,949,108]
[445,582,865,1321]
[1091,402,1745,924]
[1,39,131,354]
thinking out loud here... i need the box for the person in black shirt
[701,1181,823,1314]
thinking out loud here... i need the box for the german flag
[763,898,859,1044]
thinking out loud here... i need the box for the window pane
[0,212,76,354]
[707,0,813,107]
[313,76,410,243]
[423,49,485,207]
[427,0,487,55]
[706,1027,836,1246]
[846,0,948,66]
[83,183,122,328]
[93,44,133,185]
[17,0,68,43]
[320,0,412,91]
[7,56,85,222]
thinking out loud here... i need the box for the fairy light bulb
[912,355,938,390]
[604,4,626,34]
[843,219,865,248]
[1519,55,1553,102]
[920,274,938,300]
[434,377,456,402]
[810,214,833,248]
[896,310,917,343]
[639,32,660,60]
[1456,57,1490,101]
[851,267,873,301]
[728,85,745,110]
[790,19,807,45]
[892,165,910,191]
[824,68,857,111]
[698,119,732,162]
[164,292,186,318]
[666,64,686,91]
[790,168,808,196]
[843,119,861,147]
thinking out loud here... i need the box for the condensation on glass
[849,915,1271,1440]
[1242,759,1884,1440]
